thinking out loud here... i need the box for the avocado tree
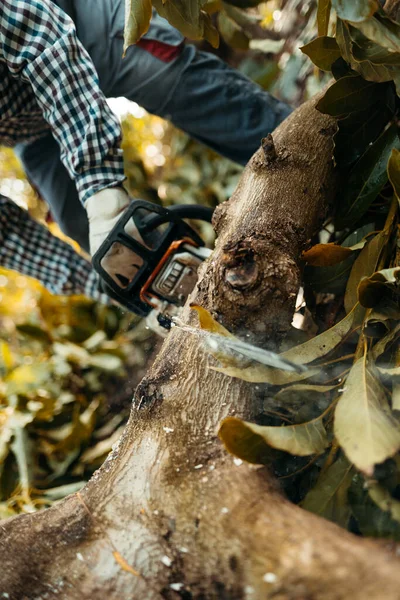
[1,1,400,598]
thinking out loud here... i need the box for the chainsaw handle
[140,204,214,233]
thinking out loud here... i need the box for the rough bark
[197,98,336,340]
[2,94,400,600]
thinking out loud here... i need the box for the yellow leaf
[219,415,329,463]
[301,454,353,526]
[212,363,319,385]
[124,0,153,53]
[192,305,234,337]
[317,0,331,36]
[0,341,14,372]
[5,363,49,396]
[388,148,400,207]
[345,230,389,313]
[334,353,400,475]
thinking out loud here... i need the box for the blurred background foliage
[0,0,331,519]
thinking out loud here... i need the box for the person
[0,0,291,305]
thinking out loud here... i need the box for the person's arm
[0,0,125,204]
[0,196,109,302]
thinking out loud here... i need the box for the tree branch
[1,93,400,600]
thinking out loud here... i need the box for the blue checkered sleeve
[0,195,110,302]
[0,0,125,203]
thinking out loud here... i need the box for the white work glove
[86,187,183,338]
[86,186,131,256]
[86,186,144,288]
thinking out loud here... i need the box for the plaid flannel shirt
[0,0,125,203]
[0,0,126,299]
[0,195,109,302]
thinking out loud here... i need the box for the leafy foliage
[123,0,318,87]
[189,0,400,541]
[0,272,153,517]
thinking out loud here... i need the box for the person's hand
[86,186,131,256]
[86,187,144,288]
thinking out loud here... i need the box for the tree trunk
[2,94,400,600]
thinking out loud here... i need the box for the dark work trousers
[15,0,292,251]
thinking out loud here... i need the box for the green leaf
[282,303,366,364]
[349,54,395,84]
[123,0,153,53]
[371,322,400,359]
[317,0,332,36]
[334,103,394,167]
[219,415,329,463]
[16,323,52,344]
[152,0,219,47]
[334,353,400,475]
[388,148,400,206]
[365,299,400,333]
[335,122,400,230]
[331,0,379,23]
[344,229,390,313]
[351,13,400,53]
[358,267,400,307]
[301,454,354,527]
[217,11,249,50]
[335,18,393,83]
[316,76,383,117]
[351,36,400,66]
[301,36,341,71]
[336,17,355,64]
[304,255,357,294]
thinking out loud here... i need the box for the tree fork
[2,96,400,600]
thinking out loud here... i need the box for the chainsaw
[92,200,308,374]
[92,200,214,329]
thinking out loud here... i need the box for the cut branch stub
[197,92,337,340]
[262,133,278,164]
[223,242,259,290]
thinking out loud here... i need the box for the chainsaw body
[92,200,213,326]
